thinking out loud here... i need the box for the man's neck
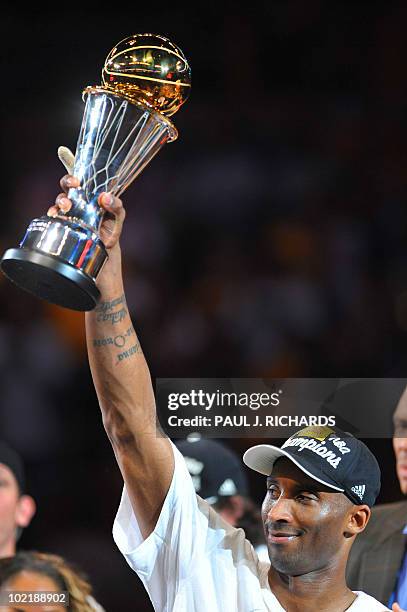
[0,540,16,559]
[268,564,356,612]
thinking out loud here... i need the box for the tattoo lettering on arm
[93,326,135,348]
[95,294,128,324]
[92,293,143,364]
[116,340,143,364]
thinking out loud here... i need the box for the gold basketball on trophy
[101,33,191,116]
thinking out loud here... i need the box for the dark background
[2,2,407,609]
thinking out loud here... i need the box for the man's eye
[267,485,280,499]
[297,493,317,502]
[394,419,407,432]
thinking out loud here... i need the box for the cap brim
[243,444,344,493]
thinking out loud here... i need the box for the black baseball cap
[0,441,25,494]
[176,435,249,504]
[243,425,381,507]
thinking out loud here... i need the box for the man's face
[0,464,23,557]
[393,394,407,494]
[261,458,352,576]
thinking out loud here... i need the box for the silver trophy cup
[0,34,190,310]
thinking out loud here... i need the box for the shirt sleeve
[112,441,233,608]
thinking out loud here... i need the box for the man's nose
[395,435,407,452]
[267,496,293,523]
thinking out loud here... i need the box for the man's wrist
[95,244,124,298]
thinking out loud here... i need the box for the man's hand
[393,603,407,612]
[47,174,125,250]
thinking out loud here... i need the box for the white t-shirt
[113,443,390,612]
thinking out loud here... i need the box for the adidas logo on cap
[351,485,366,501]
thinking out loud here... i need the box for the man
[347,387,407,609]
[52,174,393,611]
[0,441,36,558]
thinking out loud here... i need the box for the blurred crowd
[2,1,407,609]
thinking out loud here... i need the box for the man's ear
[345,505,370,537]
[15,495,36,528]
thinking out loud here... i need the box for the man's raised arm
[52,176,174,538]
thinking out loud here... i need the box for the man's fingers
[393,603,404,612]
[49,183,125,247]
[58,146,75,175]
[99,192,115,209]
[47,193,73,217]
[55,193,72,213]
[60,174,80,193]
[109,203,126,245]
[98,192,126,248]
[47,205,59,217]
[98,192,125,218]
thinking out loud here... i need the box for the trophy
[0,34,191,311]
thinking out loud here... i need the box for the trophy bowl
[0,34,191,311]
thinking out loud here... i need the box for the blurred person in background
[0,443,105,610]
[0,442,36,559]
[347,387,407,610]
[176,434,268,560]
[0,550,103,611]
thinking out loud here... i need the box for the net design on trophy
[0,34,191,311]
[68,87,177,228]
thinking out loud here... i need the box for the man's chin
[269,560,309,576]
[268,549,305,575]
[397,474,407,495]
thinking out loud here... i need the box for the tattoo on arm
[95,294,128,324]
[116,340,143,363]
[93,296,143,363]
[93,326,136,348]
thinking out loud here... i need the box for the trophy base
[1,249,101,311]
[0,216,107,311]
